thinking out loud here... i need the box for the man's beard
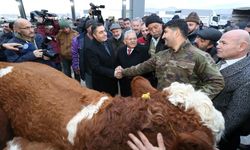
[114,35,121,40]
[194,43,207,51]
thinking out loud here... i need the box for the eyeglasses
[19,26,35,30]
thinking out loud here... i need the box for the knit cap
[110,23,121,31]
[145,14,163,27]
[185,12,200,24]
[59,19,70,29]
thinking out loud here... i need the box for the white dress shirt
[127,47,134,55]
[220,55,247,70]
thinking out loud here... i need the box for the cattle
[4,137,59,150]
[0,62,224,150]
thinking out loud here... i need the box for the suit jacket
[116,45,154,96]
[86,39,118,96]
[213,55,250,138]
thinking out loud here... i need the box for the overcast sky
[0,0,249,18]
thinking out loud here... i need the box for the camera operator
[87,3,105,25]
[32,10,61,70]
[4,18,56,68]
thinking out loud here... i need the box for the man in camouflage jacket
[115,19,224,99]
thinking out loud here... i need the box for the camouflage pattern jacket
[123,40,224,99]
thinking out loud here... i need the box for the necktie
[217,60,226,69]
[127,48,132,55]
[103,42,111,56]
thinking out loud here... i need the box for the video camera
[42,49,58,59]
[89,3,105,16]
[41,36,58,59]
[30,9,57,25]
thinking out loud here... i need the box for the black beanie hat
[145,14,163,27]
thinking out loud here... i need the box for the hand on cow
[33,49,44,58]
[127,131,165,150]
[114,66,123,79]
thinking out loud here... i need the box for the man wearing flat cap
[194,27,222,61]
[108,23,125,58]
[185,12,200,44]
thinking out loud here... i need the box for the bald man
[4,18,55,67]
[213,29,250,150]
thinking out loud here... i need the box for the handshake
[114,66,123,79]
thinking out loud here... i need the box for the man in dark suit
[213,29,250,150]
[86,23,118,96]
[116,30,153,96]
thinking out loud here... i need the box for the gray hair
[131,17,142,24]
[124,30,136,39]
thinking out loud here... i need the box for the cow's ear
[131,76,157,97]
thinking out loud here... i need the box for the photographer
[4,18,56,68]
[32,10,61,70]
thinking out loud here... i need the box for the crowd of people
[0,10,250,150]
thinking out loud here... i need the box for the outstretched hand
[127,131,165,150]
[2,43,22,51]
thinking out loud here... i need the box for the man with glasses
[4,18,55,67]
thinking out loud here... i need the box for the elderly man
[194,27,222,61]
[4,18,55,67]
[108,23,125,58]
[145,14,167,57]
[213,29,250,150]
[116,30,154,96]
[115,19,224,99]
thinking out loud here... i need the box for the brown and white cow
[0,62,224,150]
